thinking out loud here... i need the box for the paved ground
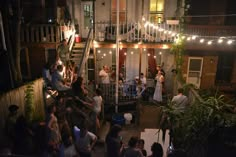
[92,104,162,157]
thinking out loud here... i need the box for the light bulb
[207,41,212,45]
[192,36,197,40]
[218,39,223,43]
[227,40,233,45]
[200,39,204,43]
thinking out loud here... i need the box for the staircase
[69,28,93,76]
[70,42,86,67]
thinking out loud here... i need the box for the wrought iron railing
[99,82,139,105]
[95,21,180,43]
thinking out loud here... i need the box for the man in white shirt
[172,88,188,111]
[99,65,110,84]
[51,65,71,91]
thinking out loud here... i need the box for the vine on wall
[24,82,34,123]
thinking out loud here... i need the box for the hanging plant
[24,82,34,123]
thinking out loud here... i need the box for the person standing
[57,39,69,65]
[153,70,164,103]
[147,142,163,157]
[171,88,188,111]
[75,122,97,157]
[46,105,62,156]
[106,124,123,157]
[5,105,19,142]
[99,65,110,84]
[122,136,144,157]
[138,139,147,157]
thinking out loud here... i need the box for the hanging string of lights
[142,18,236,46]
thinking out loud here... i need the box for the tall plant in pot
[161,93,236,157]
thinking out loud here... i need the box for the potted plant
[161,92,236,157]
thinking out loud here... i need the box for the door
[81,1,93,38]
[186,57,203,88]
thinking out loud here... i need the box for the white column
[115,0,120,113]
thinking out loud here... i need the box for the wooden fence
[0,79,45,129]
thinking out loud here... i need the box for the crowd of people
[105,124,187,157]
[2,38,191,156]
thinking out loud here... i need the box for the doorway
[81,1,93,38]
[186,57,203,88]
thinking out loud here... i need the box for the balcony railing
[185,24,236,36]
[20,24,74,44]
[99,82,139,105]
[21,24,60,43]
[95,21,180,43]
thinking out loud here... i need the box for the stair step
[74,43,86,48]
[70,58,82,61]
[72,49,84,53]
[71,53,83,57]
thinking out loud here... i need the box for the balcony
[20,24,74,46]
[185,24,236,36]
[94,21,180,43]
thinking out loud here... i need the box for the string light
[207,41,212,45]
[147,53,150,56]
[154,56,156,58]
[124,52,127,55]
[200,39,205,43]
[98,50,101,53]
[218,38,223,43]
[131,51,134,55]
[109,51,112,54]
[159,51,162,55]
[103,53,106,56]
[142,20,236,46]
[192,35,197,40]
[227,40,233,44]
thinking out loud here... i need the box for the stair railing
[78,28,93,75]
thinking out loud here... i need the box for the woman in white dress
[153,70,164,102]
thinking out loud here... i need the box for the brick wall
[182,55,219,89]
[201,56,218,89]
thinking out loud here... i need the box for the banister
[78,28,93,75]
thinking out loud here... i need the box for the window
[111,0,127,23]
[149,0,165,24]
[216,55,234,83]
[84,4,93,29]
